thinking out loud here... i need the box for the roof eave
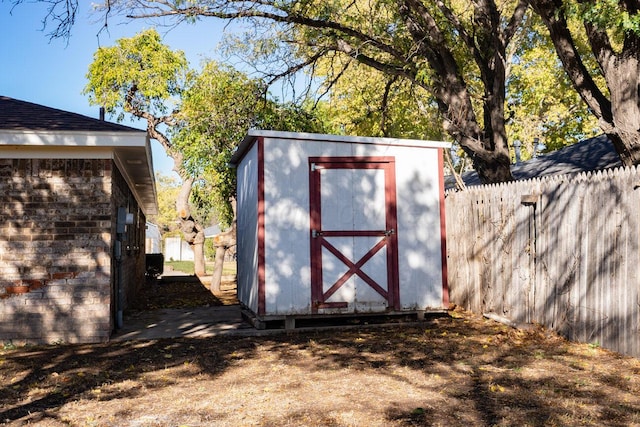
[0,130,158,216]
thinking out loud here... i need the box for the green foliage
[506,13,600,158]
[148,173,182,237]
[204,237,216,261]
[317,61,444,140]
[172,61,333,227]
[84,29,188,119]
[173,61,262,176]
[567,0,640,40]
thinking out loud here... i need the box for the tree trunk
[209,230,236,292]
[210,245,226,293]
[175,176,207,276]
[210,198,237,292]
[529,0,640,167]
[192,235,206,276]
[470,149,514,184]
[604,42,640,166]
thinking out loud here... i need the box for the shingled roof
[0,95,142,133]
[446,134,622,189]
[0,95,157,214]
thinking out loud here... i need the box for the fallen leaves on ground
[1,307,639,426]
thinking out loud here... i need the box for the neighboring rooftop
[446,134,621,189]
[0,95,142,133]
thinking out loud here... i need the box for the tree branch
[527,0,613,124]
[10,0,79,41]
[380,76,399,137]
[314,55,353,103]
[583,21,616,76]
[123,1,409,64]
[503,0,529,45]
[264,48,329,87]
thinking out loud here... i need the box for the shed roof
[0,96,157,214]
[230,129,451,166]
[446,134,621,189]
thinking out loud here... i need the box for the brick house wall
[0,158,146,344]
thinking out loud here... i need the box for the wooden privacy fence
[445,166,640,358]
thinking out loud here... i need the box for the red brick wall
[0,158,146,344]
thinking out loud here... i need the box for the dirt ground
[1,278,640,427]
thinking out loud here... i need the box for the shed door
[309,156,399,313]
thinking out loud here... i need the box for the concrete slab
[111,305,265,341]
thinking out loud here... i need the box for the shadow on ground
[112,275,248,341]
[132,274,238,311]
[1,310,639,426]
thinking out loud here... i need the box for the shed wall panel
[393,149,443,308]
[236,143,259,313]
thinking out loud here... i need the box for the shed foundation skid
[241,307,448,331]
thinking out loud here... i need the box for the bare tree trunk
[210,198,237,292]
[176,176,207,276]
[209,228,236,292]
[602,45,640,166]
[210,246,226,293]
[192,237,206,275]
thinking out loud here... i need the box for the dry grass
[1,280,639,426]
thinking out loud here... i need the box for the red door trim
[438,148,449,306]
[320,230,388,237]
[309,157,322,311]
[384,157,400,309]
[310,156,395,165]
[309,156,399,313]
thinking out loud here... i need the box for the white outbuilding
[231,130,450,326]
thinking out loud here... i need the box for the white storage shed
[231,130,450,324]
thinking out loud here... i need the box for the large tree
[170,59,333,289]
[14,0,618,182]
[82,0,529,184]
[85,29,329,280]
[527,0,640,166]
[84,29,214,273]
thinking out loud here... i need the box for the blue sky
[0,2,234,176]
